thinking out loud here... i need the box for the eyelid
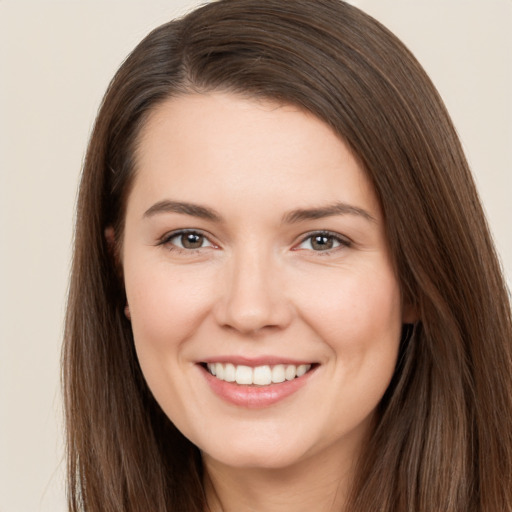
[293,230,352,252]
[158,228,218,250]
[156,228,351,254]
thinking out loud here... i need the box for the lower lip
[199,365,317,409]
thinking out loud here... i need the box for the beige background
[0,1,510,511]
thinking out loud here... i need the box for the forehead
[130,92,380,218]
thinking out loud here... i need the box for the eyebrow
[143,199,376,224]
[143,200,223,222]
[282,202,376,224]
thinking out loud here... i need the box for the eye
[296,232,350,252]
[161,230,214,251]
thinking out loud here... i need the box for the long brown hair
[63,1,512,510]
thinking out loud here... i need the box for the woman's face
[122,92,408,470]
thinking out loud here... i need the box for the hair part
[63,1,512,510]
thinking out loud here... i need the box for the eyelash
[295,231,352,254]
[158,229,351,255]
[158,229,216,254]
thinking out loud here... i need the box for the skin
[120,92,411,512]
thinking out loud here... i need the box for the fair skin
[120,92,411,512]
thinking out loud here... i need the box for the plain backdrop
[0,1,510,511]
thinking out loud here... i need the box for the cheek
[123,261,217,424]
[301,260,401,322]
[294,263,403,364]
[124,261,215,359]
[306,267,402,425]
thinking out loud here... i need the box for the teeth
[224,363,236,382]
[253,365,272,385]
[235,365,253,385]
[271,364,286,383]
[215,362,224,380]
[297,364,309,377]
[285,364,296,381]
[206,362,312,385]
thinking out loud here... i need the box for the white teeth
[206,362,312,385]
[285,364,296,381]
[271,364,286,383]
[215,362,224,380]
[253,365,272,385]
[224,363,236,382]
[235,365,253,385]
[296,364,308,377]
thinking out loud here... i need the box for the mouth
[198,360,319,408]
[201,362,316,386]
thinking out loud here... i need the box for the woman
[63,0,512,510]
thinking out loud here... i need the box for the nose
[213,248,294,335]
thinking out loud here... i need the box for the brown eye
[310,235,335,251]
[164,230,213,251]
[180,232,205,249]
[296,232,350,252]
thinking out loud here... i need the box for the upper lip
[200,355,317,367]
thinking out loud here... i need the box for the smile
[200,361,318,408]
[206,362,312,386]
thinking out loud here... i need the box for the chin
[196,425,328,471]
[202,444,308,471]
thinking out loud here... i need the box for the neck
[203,444,360,512]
